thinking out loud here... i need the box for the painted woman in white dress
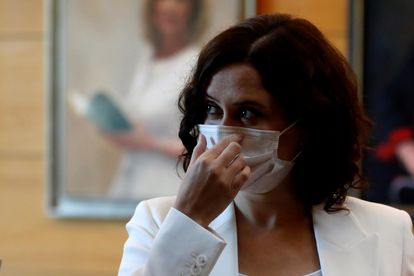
[106,0,206,199]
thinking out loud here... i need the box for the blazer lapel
[204,201,381,276]
[209,202,239,275]
[313,204,380,276]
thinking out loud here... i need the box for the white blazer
[118,196,414,276]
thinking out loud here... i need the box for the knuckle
[209,164,221,178]
[208,166,228,186]
[197,156,210,169]
[229,157,244,171]
[234,156,245,166]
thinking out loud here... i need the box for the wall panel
[0,41,44,154]
[257,0,348,55]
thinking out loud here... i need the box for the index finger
[203,134,243,159]
[188,134,207,167]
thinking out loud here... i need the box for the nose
[220,115,242,127]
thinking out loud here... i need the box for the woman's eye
[240,109,258,121]
[206,103,222,117]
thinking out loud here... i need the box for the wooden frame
[46,0,256,219]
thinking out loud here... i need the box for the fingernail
[232,134,243,141]
[210,137,216,146]
[198,134,203,143]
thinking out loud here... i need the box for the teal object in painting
[87,92,132,132]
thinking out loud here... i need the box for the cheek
[265,120,285,131]
[203,118,220,125]
[178,1,191,15]
[175,5,191,28]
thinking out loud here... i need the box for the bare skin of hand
[174,134,251,228]
[103,121,183,157]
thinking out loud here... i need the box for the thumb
[189,134,207,167]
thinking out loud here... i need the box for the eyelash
[239,108,262,120]
[206,102,263,123]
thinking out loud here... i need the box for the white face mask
[198,122,299,194]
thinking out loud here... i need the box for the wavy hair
[178,14,371,212]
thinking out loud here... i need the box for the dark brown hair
[178,14,371,212]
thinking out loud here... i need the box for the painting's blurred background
[0,0,348,275]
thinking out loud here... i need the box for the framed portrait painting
[46,0,256,218]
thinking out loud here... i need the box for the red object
[376,127,414,161]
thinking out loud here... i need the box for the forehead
[206,63,274,103]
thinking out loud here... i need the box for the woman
[107,0,206,199]
[118,14,414,275]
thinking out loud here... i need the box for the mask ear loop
[291,150,302,162]
[279,120,301,162]
[279,120,299,136]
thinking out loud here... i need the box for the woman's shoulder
[345,196,407,215]
[345,196,412,229]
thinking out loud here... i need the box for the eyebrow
[233,100,268,110]
[205,95,269,110]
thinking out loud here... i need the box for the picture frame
[46,0,256,219]
[349,0,414,211]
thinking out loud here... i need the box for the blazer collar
[312,201,380,276]
[208,199,379,276]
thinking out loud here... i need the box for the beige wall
[0,0,347,275]
[0,1,127,275]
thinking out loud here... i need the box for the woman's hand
[174,134,251,228]
[104,121,156,151]
[103,121,184,157]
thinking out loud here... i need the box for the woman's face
[153,0,192,38]
[204,63,301,160]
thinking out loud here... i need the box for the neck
[155,35,187,59]
[234,181,310,231]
